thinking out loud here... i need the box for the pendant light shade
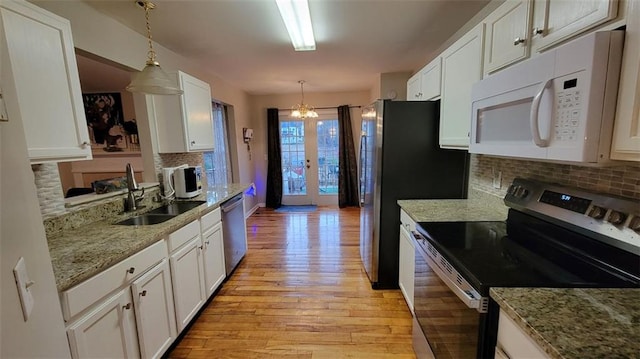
[126,1,183,95]
[291,80,318,119]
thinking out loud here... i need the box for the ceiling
[76,0,490,95]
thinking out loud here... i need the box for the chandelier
[291,80,318,119]
[126,0,183,95]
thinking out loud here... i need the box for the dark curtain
[265,108,283,208]
[337,105,360,208]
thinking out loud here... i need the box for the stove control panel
[505,178,640,254]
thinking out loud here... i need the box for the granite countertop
[398,191,508,223]
[491,287,640,359]
[48,183,250,292]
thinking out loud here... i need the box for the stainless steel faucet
[124,163,145,212]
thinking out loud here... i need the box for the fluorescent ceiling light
[276,0,316,51]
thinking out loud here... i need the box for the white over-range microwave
[469,31,624,164]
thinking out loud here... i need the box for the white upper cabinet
[0,0,91,163]
[483,0,533,75]
[531,0,618,52]
[419,58,442,101]
[151,71,214,153]
[610,0,640,161]
[407,58,442,101]
[440,23,484,149]
[407,73,421,101]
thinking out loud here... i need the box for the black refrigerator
[359,100,468,289]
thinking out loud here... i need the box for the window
[203,102,232,186]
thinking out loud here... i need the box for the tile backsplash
[34,152,206,220]
[470,154,640,200]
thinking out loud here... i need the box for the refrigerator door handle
[359,136,367,205]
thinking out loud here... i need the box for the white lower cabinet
[67,288,140,359]
[202,222,226,296]
[398,209,416,314]
[131,259,177,359]
[169,233,206,332]
[496,309,549,359]
[398,224,415,314]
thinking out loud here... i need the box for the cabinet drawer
[200,207,221,232]
[60,240,167,321]
[167,219,200,252]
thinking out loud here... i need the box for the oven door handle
[423,249,486,312]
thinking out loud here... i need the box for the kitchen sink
[115,214,176,226]
[146,200,206,215]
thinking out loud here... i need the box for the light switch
[13,257,35,321]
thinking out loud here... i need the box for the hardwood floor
[167,206,415,358]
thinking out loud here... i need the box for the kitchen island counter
[491,287,640,359]
[47,183,250,292]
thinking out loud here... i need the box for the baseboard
[246,203,264,218]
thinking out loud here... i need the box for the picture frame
[82,93,127,151]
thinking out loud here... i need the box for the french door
[280,112,339,206]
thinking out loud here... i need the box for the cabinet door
[0,1,91,163]
[610,0,640,161]
[420,57,442,100]
[169,236,206,332]
[406,72,422,101]
[531,0,618,52]
[202,222,226,297]
[440,23,484,149]
[131,259,177,359]
[179,72,214,151]
[67,288,139,359]
[398,225,415,314]
[483,0,532,75]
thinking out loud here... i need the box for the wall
[1,81,71,357]
[249,90,371,206]
[30,1,258,214]
[470,155,640,200]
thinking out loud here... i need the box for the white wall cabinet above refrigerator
[407,58,441,101]
[0,0,91,163]
[150,71,214,153]
[610,0,640,161]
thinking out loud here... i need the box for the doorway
[280,111,339,206]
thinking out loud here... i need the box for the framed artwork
[82,93,128,151]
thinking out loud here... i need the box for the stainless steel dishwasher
[220,193,247,276]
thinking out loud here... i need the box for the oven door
[413,234,485,359]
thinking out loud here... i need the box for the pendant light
[126,0,183,95]
[291,80,318,119]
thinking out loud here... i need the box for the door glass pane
[280,121,306,195]
[317,120,339,195]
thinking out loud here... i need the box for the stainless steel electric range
[412,178,640,359]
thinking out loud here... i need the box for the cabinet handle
[205,240,210,245]
[123,303,132,310]
[140,290,147,297]
[127,267,135,274]
[533,27,544,36]
[513,37,526,46]
[191,140,196,146]
[80,141,90,148]
[198,245,203,250]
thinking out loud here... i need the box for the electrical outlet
[492,169,502,189]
